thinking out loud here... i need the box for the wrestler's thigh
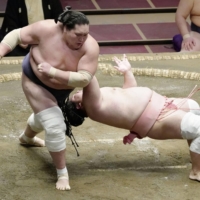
[21,73,57,113]
[148,110,186,140]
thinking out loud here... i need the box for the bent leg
[187,99,200,115]
[22,73,70,190]
[181,112,200,153]
[181,113,200,181]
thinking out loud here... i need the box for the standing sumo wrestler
[0,6,99,190]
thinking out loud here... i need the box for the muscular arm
[38,37,99,88]
[82,76,102,116]
[175,0,193,36]
[76,39,99,75]
[0,21,42,56]
[123,69,137,88]
[66,39,99,87]
[175,0,196,51]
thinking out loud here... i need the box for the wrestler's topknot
[55,6,89,30]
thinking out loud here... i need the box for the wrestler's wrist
[124,69,132,74]
[183,34,190,40]
[48,67,57,78]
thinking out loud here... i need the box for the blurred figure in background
[175,0,200,51]
[0,0,63,56]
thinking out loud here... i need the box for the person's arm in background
[175,0,196,51]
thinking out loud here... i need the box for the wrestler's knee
[188,99,200,115]
[36,106,66,152]
[27,113,43,132]
[181,112,200,153]
[190,138,200,154]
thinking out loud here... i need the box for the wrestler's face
[70,90,83,109]
[71,90,83,102]
[64,24,89,50]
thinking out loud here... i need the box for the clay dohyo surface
[1,55,200,200]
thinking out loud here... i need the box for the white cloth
[181,112,200,154]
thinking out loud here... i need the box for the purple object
[173,34,183,52]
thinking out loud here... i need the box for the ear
[76,103,81,109]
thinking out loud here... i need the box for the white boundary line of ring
[89,165,188,171]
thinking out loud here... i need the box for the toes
[56,185,71,191]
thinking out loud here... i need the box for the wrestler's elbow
[67,70,93,88]
[1,28,22,50]
[74,77,90,88]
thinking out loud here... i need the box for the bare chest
[33,38,83,71]
[97,88,151,129]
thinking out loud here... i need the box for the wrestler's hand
[123,133,137,145]
[19,43,28,49]
[37,62,56,77]
[182,37,196,51]
[113,54,131,73]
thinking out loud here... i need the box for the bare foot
[189,170,200,181]
[56,173,71,190]
[19,133,45,147]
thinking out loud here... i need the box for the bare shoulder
[177,0,194,8]
[178,0,195,5]
[33,20,58,32]
[84,34,99,55]
[20,19,60,44]
[23,20,57,34]
[77,34,99,73]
